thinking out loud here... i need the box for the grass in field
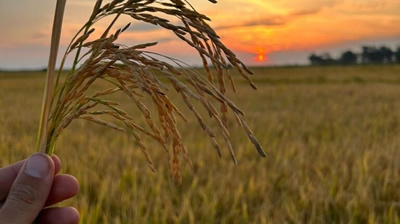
[1,65,400,223]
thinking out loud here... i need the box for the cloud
[215,16,286,30]
[334,0,400,15]
[289,8,321,16]
[215,8,320,30]
[268,0,338,11]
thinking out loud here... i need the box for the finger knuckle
[7,185,37,207]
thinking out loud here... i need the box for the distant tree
[309,54,323,65]
[361,46,385,64]
[361,46,370,64]
[309,53,336,65]
[395,47,400,63]
[320,53,336,65]
[309,46,399,66]
[340,51,357,65]
[379,46,394,63]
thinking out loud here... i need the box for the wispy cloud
[290,8,321,16]
[215,8,320,30]
[215,16,286,30]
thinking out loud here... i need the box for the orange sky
[0,0,399,69]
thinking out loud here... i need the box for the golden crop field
[1,65,400,223]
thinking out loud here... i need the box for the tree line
[309,46,400,65]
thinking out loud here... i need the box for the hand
[0,153,79,224]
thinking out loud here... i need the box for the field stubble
[1,65,400,223]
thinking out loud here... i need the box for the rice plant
[37,0,266,183]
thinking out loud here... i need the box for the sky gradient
[0,0,399,69]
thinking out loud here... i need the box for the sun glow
[255,49,267,62]
[256,54,265,62]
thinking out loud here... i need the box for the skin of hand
[0,153,79,224]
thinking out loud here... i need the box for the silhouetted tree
[309,46,398,66]
[361,46,386,64]
[395,47,400,63]
[361,46,370,64]
[379,46,394,63]
[309,53,336,65]
[309,54,324,65]
[340,51,357,65]
[322,53,337,65]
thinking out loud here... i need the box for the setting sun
[256,54,266,62]
[255,49,267,62]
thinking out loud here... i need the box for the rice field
[1,65,400,223]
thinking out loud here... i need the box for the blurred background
[0,0,399,69]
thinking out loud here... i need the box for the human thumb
[0,153,55,224]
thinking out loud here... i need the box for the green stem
[37,0,67,154]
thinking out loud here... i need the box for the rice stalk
[37,0,67,153]
[38,0,266,183]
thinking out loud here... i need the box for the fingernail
[24,154,50,178]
